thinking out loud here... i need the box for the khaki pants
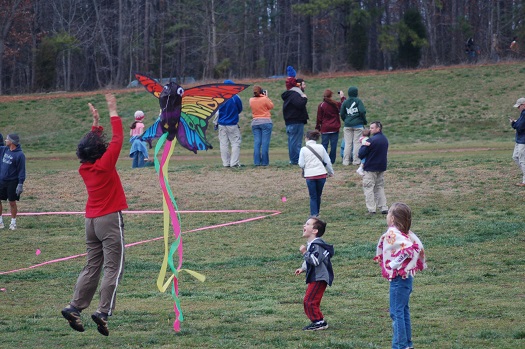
[71,211,125,315]
[218,125,242,167]
[512,143,525,183]
[362,171,388,213]
[343,127,363,165]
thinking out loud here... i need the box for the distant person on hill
[0,133,26,231]
[215,79,243,168]
[510,97,525,187]
[340,86,367,165]
[510,36,519,56]
[316,89,345,164]
[129,110,150,168]
[294,217,334,331]
[249,85,274,166]
[465,37,478,63]
[62,94,128,337]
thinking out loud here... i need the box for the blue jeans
[321,133,339,164]
[131,151,145,168]
[252,123,273,166]
[286,123,304,165]
[390,276,413,349]
[306,178,326,216]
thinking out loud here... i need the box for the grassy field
[1,63,525,348]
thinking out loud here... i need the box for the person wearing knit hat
[285,66,297,90]
[129,110,150,168]
[282,66,309,165]
[0,133,26,230]
[215,79,243,168]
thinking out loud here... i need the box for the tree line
[1,0,523,95]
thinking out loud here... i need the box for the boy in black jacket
[295,217,334,331]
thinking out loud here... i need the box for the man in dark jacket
[282,79,308,165]
[510,97,525,186]
[358,121,388,214]
[0,133,26,230]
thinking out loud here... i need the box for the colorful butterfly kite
[135,73,249,331]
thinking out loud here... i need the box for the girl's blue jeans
[305,178,326,216]
[389,275,413,349]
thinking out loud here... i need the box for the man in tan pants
[357,121,389,214]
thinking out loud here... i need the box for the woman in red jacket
[62,94,128,337]
[315,89,345,164]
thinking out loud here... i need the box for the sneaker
[61,306,85,332]
[91,311,109,336]
[9,223,16,230]
[0,222,4,229]
[356,167,365,176]
[302,321,328,331]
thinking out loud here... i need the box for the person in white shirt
[298,130,334,217]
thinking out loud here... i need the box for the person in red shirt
[62,94,128,337]
[315,89,345,164]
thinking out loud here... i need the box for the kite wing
[135,73,163,98]
[178,84,250,153]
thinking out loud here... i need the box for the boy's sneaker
[91,311,109,336]
[0,222,4,229]
[61,305,85,332]
[356,167,365,176]
[9,223,16,230]
[302,320,328,331]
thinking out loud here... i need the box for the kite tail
[154,134,205,332]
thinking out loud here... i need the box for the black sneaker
[91,311,109,336]
[61,306,85,332]
[302,321,328,331]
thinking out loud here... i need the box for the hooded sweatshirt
[302,237,335,286]
[281,87,308,125]
[217,80,243,126]
[340,86,367,127]
[0,144,26,184]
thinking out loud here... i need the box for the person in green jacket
[340,86,367,165]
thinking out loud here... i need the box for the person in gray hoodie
[295,217,334,331]
[340,86,367,165]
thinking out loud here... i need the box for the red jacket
[316,97,344,133]
[79,117,128,218]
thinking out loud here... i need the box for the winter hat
[7,133,19,145]
[224,79,235,84]
[134,110,145,121]
[285,66,297,90]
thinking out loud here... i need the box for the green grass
[1,63,525,348]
